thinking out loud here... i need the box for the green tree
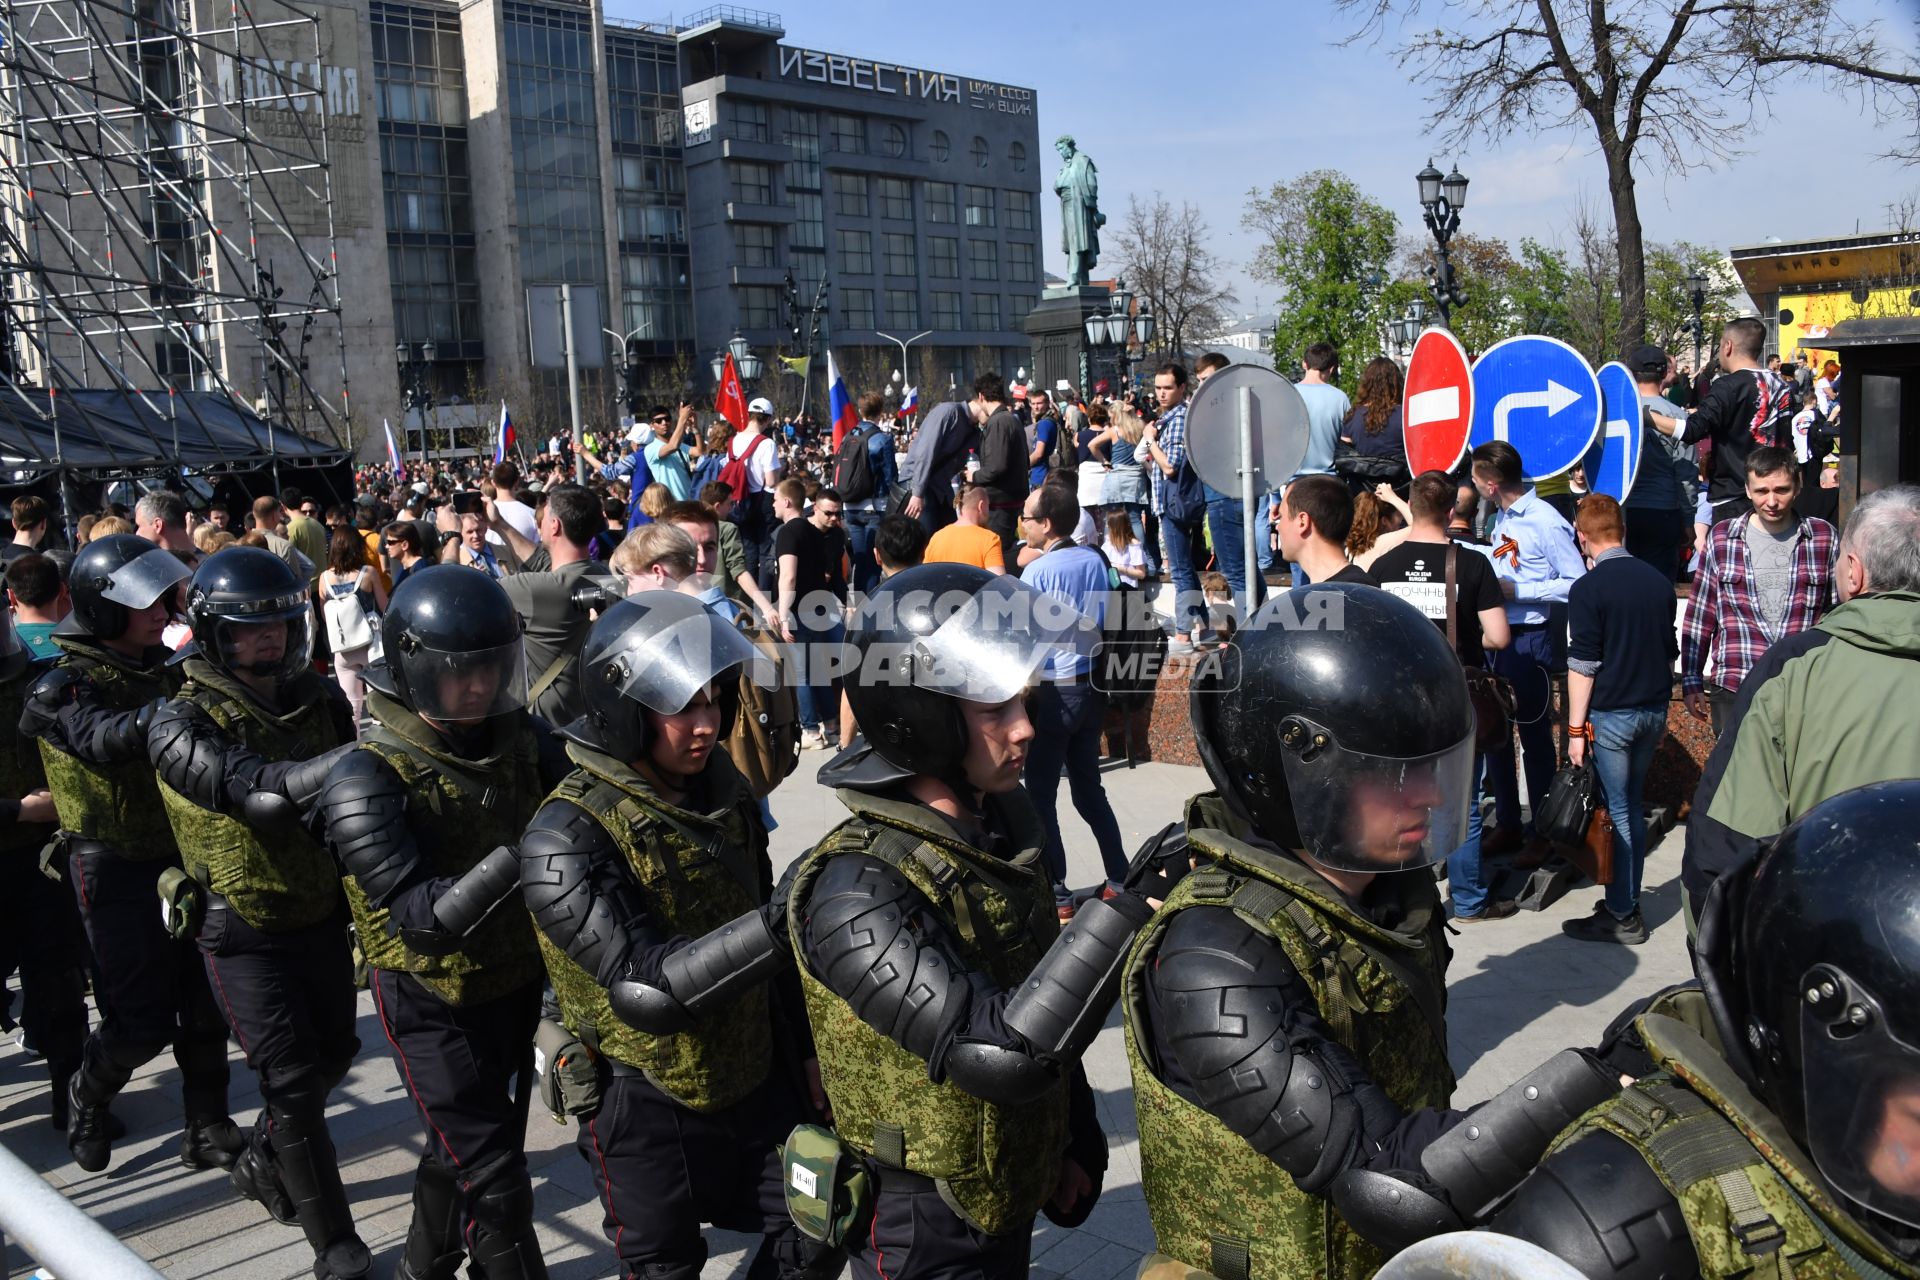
[1244,170,1398,393]
[1643,240,1738,368]
[1505,237,1575,346]
[1399,230,1518,357]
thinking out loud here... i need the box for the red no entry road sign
[1403,328,1474,476]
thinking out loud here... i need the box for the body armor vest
[1122,823,1456,1280]
[786,787,1069,1238]
[158,660,346,932]
[38,635,181,858]
[341,692,542,1006]
[535,742,773,1112]
[1548,986,1920,1280]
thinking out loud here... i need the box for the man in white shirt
[731,397,784,592]
[489,461,541,546]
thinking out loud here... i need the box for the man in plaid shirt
[1141,362,1207,649]
[1682,446,1836,736]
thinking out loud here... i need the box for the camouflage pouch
[532,1018,601,1123]
[156,865,203,942]
[783,1123,872,1247]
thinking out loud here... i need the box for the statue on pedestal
[1053,135,1105,288]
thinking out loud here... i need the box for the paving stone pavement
[1,755,1693,1278]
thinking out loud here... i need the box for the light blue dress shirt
[1486,488,1586,626]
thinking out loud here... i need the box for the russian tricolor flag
[827,351,858,450]
[495,401,515,465]
[384,418,402,471]
[900,385,919,415]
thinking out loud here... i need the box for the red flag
[715,353,748,433]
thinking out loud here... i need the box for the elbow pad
[1331,1049,1623,1255]
[316,750,419,906]
[613,906,786,1035]
[424,844,522,939]
[1488,1131,1697,1280]
[945,893,1152,1106]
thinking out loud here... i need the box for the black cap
[1628,344,1669,377]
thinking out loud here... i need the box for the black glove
[1122,821,1192,903]
[761,859,801,937]
[1586,991,1660,1081]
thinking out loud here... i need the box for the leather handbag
[1536,759,1600,849]
[1163,458,1207,526]
[1446,546,1517,753]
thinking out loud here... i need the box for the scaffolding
[0,0,352,495]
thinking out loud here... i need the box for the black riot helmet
[1698,781,1920,1243]
[844,562,1085,782]
[184,546,314,684]
[1191,583,1475,873]
[572,591,771,763]
[363,564,527,723]
[65,534,189,641]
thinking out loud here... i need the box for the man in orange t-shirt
[923,482,1007,573]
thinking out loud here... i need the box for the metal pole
[1238,382,1257,623]
[561,284,585,485]
[0,1140,167,1279]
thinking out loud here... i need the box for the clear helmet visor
[101,547,190,609]
[1800,968,1920,1229]
[587,591,774,715]
[905,575,1090,704]
[1277,717,1476,872]
[396,638,529,723]
[208,603,314,684]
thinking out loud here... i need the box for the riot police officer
[20,534,242,1173]
[312,564,565,1280]
[782,563,1151,1279]
[147,547,365,1277]
[516,590,834,1280]
[0,602,89,1132]
[1123,583,1628,1280]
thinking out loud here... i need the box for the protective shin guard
[267,1095,372,1279]
[67,1041,134,1172]
[394,1156,465,1280]
[231,1118,298,1224]
[465,1158,548,1280]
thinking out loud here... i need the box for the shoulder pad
[1489,1130,1696,1280]
[519,798,639,987]
[25,665,82,710]
[320,744,404,797]
[147,700,231,807]
[1151,905,1309,1083]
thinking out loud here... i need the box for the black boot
[393,1155,465,1280]
[181,1110,245,1170]
[179,1046,242,1170]
[67,1041,133,1172]
[231,1116,297,1224]
[464,1157,548,1280]
[269,1091,372,1280]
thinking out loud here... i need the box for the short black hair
[1724,317,1767,362]
[875,513,928,571]
[972,371,1007,403]
[5,552,62,607]
[1470,440,1526,488]
[1303,343,1339,374]
[1285,475,1353,544]
[1745,445,1799,484]
[545,484,603,545]
[1030,481,1080,537]
[1155,362,1188,387]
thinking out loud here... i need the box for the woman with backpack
[318,530,388,728]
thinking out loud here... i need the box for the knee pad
[463,1154,534,1233]
[264,1077,328,1134]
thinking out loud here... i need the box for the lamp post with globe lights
[397,340,437,466]
[1416,160,1470,328]
[1083,279,1156,397]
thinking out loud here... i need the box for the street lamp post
[1082,279,1154,396]
[396,340,437,469]
[1685,270,1708,380]
[712,329,765,388]
[875,329,932,412]
[1416,160,1470,328]
[604,325,651,421]
[780,270,831,427]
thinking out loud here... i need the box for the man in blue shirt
[642,403,695,501]
[1020,481,1126,919]
[1471,439,1587,857]
[835,391,899,596]
[1026,387,1060,490]
[581,421,655,528]
[1293,342,1352,480]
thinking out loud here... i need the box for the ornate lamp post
[1685,269,1708,377]
[1417,160,1469,327]
[396,340,436,465]
[711,329,764,386]
[1084,279,1152,395]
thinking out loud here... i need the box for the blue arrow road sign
[1583,362,1643,501]
[1469,335,1602,480]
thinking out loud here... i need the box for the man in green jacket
[1683,484,1920,912]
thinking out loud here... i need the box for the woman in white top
[1101,509,1148,583]
[1090,404,1156,576]
[318,530,389,729]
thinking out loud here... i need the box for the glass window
[965,185,995,228]
[1005,190,1034,232]
[970,135,988,168]
[739,285,779,329]
[930,129,950,162]
[925,181,957,225]
[842,287,875,330]
[730,161,772,205]
[878,121,907,158]
[1008,292,1035,327]
[928,236,959,280]
[784,108,820,190]
[1008,140,1027,172]
[971,293,1001,330]
[1008,241,1035,284]
[878,177,912,221]
[829,112,865,153]
[838,229,873,275]
[885,289,919,328]
[969,239,998,281]
[883,232,916,276]
[791,248,826,297]
[931,290,962,330]
[832,172,869,218]
[730,99,769,143]
[734,223,775,267]
[791,192,824,248]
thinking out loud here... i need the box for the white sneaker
[799,728,826,750]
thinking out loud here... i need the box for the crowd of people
[0,309,1916,1280]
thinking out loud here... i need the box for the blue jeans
[793,617,844,732]
[1446,756,1490,916]
[1256,492,1277,571]
[844,507,883,596]
[1158,513,1208,638]
[1023,680,1127,901]
[1205,495,1268,611]
[1487,626,1558,833]
[1591,703,1666,919]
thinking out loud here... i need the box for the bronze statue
[1053,135,1104,288]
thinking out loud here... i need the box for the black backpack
[833,423,879,503]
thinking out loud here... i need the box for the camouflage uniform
[1122,800,1455,1280]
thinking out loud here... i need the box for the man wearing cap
[730,398,784,592]
[581,418,657,527]
[1621,344,1696,585]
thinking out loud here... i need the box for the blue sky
[615,0,1920,313]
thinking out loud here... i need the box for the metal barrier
[1374,1231,1588,1280]
[0,1139,166,1279]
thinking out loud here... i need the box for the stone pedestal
[1024,286,1126,397]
